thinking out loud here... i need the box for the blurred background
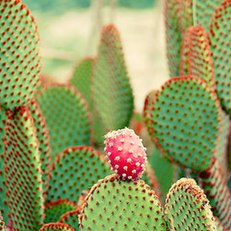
[23,0,169,111]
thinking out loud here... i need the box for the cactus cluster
[0,0,230,230]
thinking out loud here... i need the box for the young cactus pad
[0,0,41,109]
[104,128,147,181]
[4,106,44,230]
[79,174,167,230]
[47,146,111,203]
[44,200,76,223]
[36,85,92,160]
[145,77,221,171]
[39,223,75,231]
[165,178,216,230]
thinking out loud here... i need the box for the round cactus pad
[79,174,167,230]
[165,178,216,230]
[40,223,75,231]
[0,0,41,109]
[149,77,221,171]
[47,146,111,203]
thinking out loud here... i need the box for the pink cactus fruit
[104,128,147,180]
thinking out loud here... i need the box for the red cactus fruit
[104,128,147,180]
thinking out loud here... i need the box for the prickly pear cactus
[92,24,134,130]
[40,223,75,231]
[44,200,76,223]
[165,178,216,230]
[209,0,231,116]
[79,174,167,230]
[59,208,81,230]
[145,77,221,171]
[47,146,111,203]
[0,0,41,109]
[4,106,44,230]
[36,85,92,160]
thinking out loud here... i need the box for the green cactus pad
[40,223,75,231]
[0,0,41,109]
[0,109,8,223]
[195,0,221,31]
[199,161,231,230]
[210,0,231,116]
[165,178,216,230]
[4,107,44,230]
[92,24,134,130]
[59,208,81,231]
[146,77,221,171]
[44,200,76,223]
[36,85,92,161]
[79,174,167,230]
[29,98,51,191]
[47,146,111,203]
[0,212,7,231]
[180,26,216,90]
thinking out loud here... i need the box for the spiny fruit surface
[60,208,81,231]
[165,178,216,231]
[4,106,44,230]
[44,200,76,223]
[104,128,147,180]
[92,24,134,130]
[180,26,216,90]
[36,85,92,161]
[79,174,167,230]
[39,223,75,231]
[146,76,221,171]
[47,146,111,203]
[199,161,231,230]
[209,0,231,116]
[0,0,41,109]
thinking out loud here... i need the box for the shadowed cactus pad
[36,85,92,160]
[0,0,41,109]
[79,174,167,230]
[165,178,216,230]
[44,200,76,223]
[145,77,221,171]
[92,24,134,130]
[40,223,75,231]
[209,0,231,116]
[4,107,44,230]
[47,146,111,203]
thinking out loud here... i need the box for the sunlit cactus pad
[165,178,216,231]
[146,77,221,171]
[0,0,41,109]
[47,146,111,203]
[180,26,216,90]
[60,208,81,230]
[40,223,75,231]
[4,106,44,230]
[210,0,231,116]
[79,174,167,230]
[44,200,76,223]
[92,24,134,130]
[36,85,92,160]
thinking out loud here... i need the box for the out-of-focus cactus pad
[79,174,167,230]
[145,77,221,171]
[60,208,81,231]
[47,146,111,203]
[210,0,231,116]
[4,107,44,230]
[0,0,41,109]
[92,24,134,130]
[44,200,76,223]
[165,178,216,230]
[39,223,75,231]
[180,26,216,90]
[36,85,92,160]
[29,98,51,190]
